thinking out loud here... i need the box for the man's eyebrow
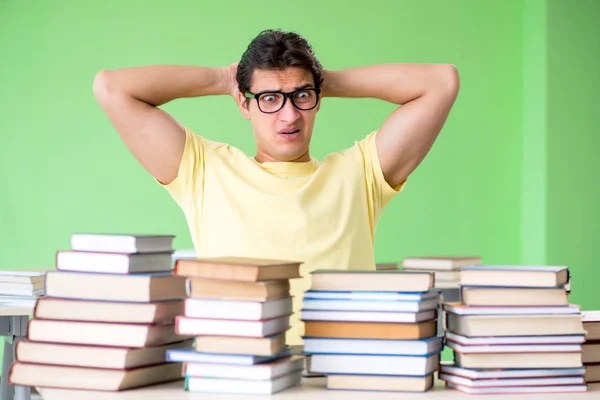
[255,83,314,93]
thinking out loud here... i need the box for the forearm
[322,63,459,105]
[93,65,229,107]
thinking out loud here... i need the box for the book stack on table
[165,257,304,395]
[8,233,190,391]
[301,269,443,392]
[440,265,588,394]
[582,311,600,388]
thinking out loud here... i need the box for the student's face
[238,67,320,163]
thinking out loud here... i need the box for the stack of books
[165,257,304,395]
[401,256,481,288]
[301,269,443,392]
[0,269,47,308]
[582,311,600,388]
[439,265,588,394]
[8,233,190,391]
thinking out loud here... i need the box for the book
[461,286,568,306]
[447,341,582,354]
[442,302,580,316]
[56,251,173,274]
[15,340,192,369]
[166,347,291,365]
[310,353,440,376]
[184,297,293,321]
[8,362,182,391]
[303,320,437,340]
[447,382,587,394]
[302,297,440,312]
[302,336,443,356]
[445,331,585,345]
[582,310,600,340]
[187,278,289,301]
[34,298,183,324]
[183,356,304,380]
[175,315,290,337]
[304,290,440,301]
[440,373,585,388]
[185,370,302,394]
[300,309,437,323]
[327,374,434,392]
[440,363,585,379]
[193,334,286,356]
[453,351,582,369]
[310,270,434,292]
[459,265,569,288]
[44,271,186,302]
[402,256,481,271]
[175,257,302,281]
[70,233,174,254]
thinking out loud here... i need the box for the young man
[93,29,459,344]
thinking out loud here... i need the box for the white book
[70,233,174,254]
[56,251,173,274]
[184,356,304,380]
[185,370,302,394]
[447,341,582,354]
[166,347,291,365]
[302,298,439,312]
[304,290,440,301]
[176,315,289,337]
[440,363,585,379]
[440,373,585,387]
[184,297,293,321]
[300,309,436,323]
[443,303,581,315]
[310,353,439,376]
[447,382,587,394]
[582,310,600,322]
[303,336,443,356]
[445,331,586,345]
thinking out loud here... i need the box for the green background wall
[0,0,598,359]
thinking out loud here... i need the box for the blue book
[304,290,440,302]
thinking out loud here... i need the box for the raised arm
[322,64,460,188]
[93,64,237,184]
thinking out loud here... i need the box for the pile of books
[401,256,481,289]
[440,265,588,394]
[582,311,600,388]
[301,269,443,392]
[165,257,304,395]
[8,233,189,391]
[0,269,47,308]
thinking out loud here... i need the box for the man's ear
[237,92,251,120]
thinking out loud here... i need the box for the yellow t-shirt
[160,127,405,344]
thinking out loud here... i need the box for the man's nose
[279,98,300,122]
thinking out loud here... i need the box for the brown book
[583,342,600,364]
[27,319,186,348]
[375,263,398,271]
[446,313,585,337]
[175,257,302,282]
[194,334,286,356]
[583,311,600,341]
[44,271,186,302]
[188,278,289,301]
[34,298,183,324]
[8,362,182,391]
[327,374,433,392]
[585,363,600,383]
[16,340,192,369]
[310,270,434,292]
[461,287,568,306]
[303,320,436,340]
[454,351,582,369]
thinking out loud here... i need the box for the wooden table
[37,377,600,400]
[0,306,33,400]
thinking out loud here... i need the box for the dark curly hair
[236,29,324,94]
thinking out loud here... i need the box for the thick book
[187,278,290,301]
[194,334,286,356]
[70,233,175,254]
[310,270,434,292]
[183,356,304,380]
[184,297,293,321]
[461,286,568,306]
[34,298,183,324]
[176,315,290,337]
[56,251,173,274]
[453,351,582,369]
[27,319,185,348]
[303,336,443,356]
[8,362,182,391]
[15,340,192,369]
[459,265,569,288]
[44,271,186,302]
[310,353,440,376]
[175,257,302,281]
[303,320,437,340]
[185,370,302,395]
[327,374,434,392]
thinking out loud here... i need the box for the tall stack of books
[8,233,190,391]
[165,257,304,395]
[301,270,443,392]
[582,311,600,388]
[401,256,481,288]
[439,265,588,394]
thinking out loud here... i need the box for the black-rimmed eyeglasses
[244,88,321,114]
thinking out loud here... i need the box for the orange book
[303,320,436,340]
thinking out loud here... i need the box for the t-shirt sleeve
[355,130,407,221]
[156,127,205,212]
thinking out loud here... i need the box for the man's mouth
[279,129,300,135]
